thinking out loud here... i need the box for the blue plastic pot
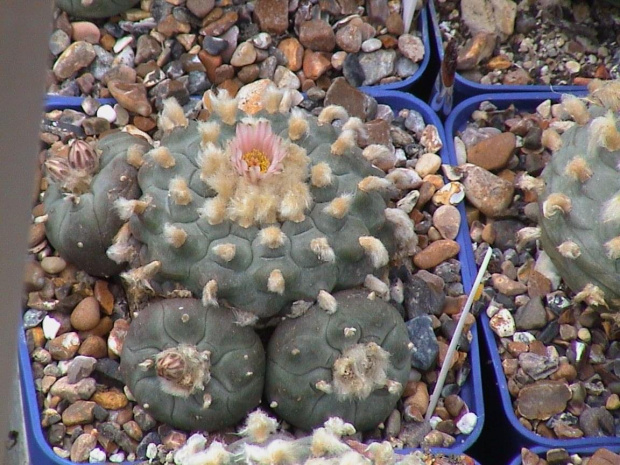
[20,90,483,464]
[428,0,587,113]
[508,445,620,465]
[445,91,620,451]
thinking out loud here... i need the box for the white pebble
[146,443,158,460]
[489,308,516,338]
[513,332,536,343]
[42,315,61,339]
[565,60,581,74]
[428,416,442,429]
[89,448,107,463]
[113,35,134,54]
[109,452,126,463]
[456,412,478,434]
[361,38,382,53]
[96,104,117,123]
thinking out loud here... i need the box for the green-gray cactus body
[44,132,147,277]
[55,0,140,18]
[265,289,411,431]
[125,96,397,318]
[120,298,265,431]
[538,86,620,308]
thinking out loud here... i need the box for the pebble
[96,104,117,123]
[49,29,71,56]
[107,80,152,117]
[108,319,130,357]
[70,432,97,462]
[66,356,97,384]
[466,132,516,171]
[61,400,97,426]
[413,240,460,270]
[517,381,572,420]
[299,19,336,53]
[71,21,100,44]
[398,34,425,62]
[406,316,439,371]
[79,335,109,359]
[514,296,547,330]
[70,296,101,332]
[415,153,442,178]
[489,308,515,337]
[47,332,81,360]
[432,205,461,241]
[53,41,96,80]
[92,390,130,410]
[461,164,515,218]
[50,376,97,403]
[358,49,397,85]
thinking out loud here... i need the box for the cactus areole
[538,81,620,309]
[120,298,265,431]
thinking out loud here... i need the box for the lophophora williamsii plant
[42,88,419,437]
[534,79,620,310]
[55,0,141,18]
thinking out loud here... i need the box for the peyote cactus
[537,80,620,308]
[265,289,411,432]
[55,0,140,18]
[113,91,414,318]
[43,132,148,277]
[119,298,265,431]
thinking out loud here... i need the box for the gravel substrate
[435,0,620,87]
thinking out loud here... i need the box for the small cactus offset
[265,289,411,432]
[537,80,620,308]
[120,298,265,432]
[43,132,149,277]
[55,0,140,18]
[115,92,413,318]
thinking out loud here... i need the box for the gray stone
[518,351,559,381]
[395,56,418,78]
[50,376,97,403]
[406,315,439,371]
[66,356,97,384]
[579,406,615,437]
[23,309,46,329]
[49,29,71,56]
[202,36,228,55]
[404,275,445,318]
[358,49,396,85]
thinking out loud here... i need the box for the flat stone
[461,164,514,218]
[517,380,571,420]
[66,356,97,384]
[413,239,460,270]
[135,35,162,65]
[299,19,336,53]
[253,0,289,35]
[406,315,439,371]
[467,132,516,171]
[579,406,615,437]
[518,351,559,381]
[200,10,238,37]
[589,448,620,465]
[62,400,97,426]
[53,41,96,80]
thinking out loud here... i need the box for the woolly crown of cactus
[112,89,415,318]
[537,79,620,309]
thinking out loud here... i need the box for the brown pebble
[92,389,129,410]
[432,205,461,241]
[78,335,108,359]
[48,332,81,360]
[71,296,101,331]
[70,432,97,462]
[70,21,101,44]
[413,239,460,270]
[94,280,114,315]
[23,260,46,292]
[123,420,143,442]
[41,256,67,275]
[108,80,152,117]
[491,273,528,296]
[62,400,96,426]
[517,380,571,420]
[29,223,46,248]
[467,132,516,172]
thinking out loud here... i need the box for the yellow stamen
[243,149,270,173]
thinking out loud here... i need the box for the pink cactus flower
[230,121,286,183]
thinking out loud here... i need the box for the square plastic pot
[444,91,620,451]
[508,445,620,465]
[428,0,587,112]
[20,90,482,464]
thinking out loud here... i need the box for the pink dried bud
[44,157,71,182]
[156,351,186,382]
[68,139,99,173]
